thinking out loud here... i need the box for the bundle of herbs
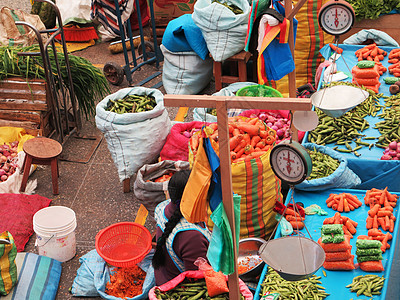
[347,0,400,20]
[0,45,110,120]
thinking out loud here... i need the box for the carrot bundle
[354,44,387,62]
[325,192,362,213]
[388,49,400,76]
[323,212,358,239]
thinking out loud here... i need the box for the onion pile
[0,141,19,182]
[181,127,201,139]
[248,111,291,144]
[380,141,400,160]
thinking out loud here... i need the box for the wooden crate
[0,77,53,136]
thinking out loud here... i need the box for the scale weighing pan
[258,236,325,281]
[311,85,369,118]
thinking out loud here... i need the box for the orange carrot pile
[358,229,393,253]
[189,117,276,163]
[325,192,362,213]
[364,187,398,233]
[355,43,387,62]
[323,212,358,239]
[388,49,400,77]
[284,207,305,230]
[106,265,146,299]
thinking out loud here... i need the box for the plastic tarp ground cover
[295,143,361,191]
[96,87,171,182]
[71,249,155,299]
[192,0,250,62]
[305,44,400,191]
[253,188,400,300]
[161,44,213,95]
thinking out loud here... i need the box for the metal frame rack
[103,0,163,87]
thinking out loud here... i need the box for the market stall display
[254,187,400,300]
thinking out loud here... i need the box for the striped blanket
[2,253,62,300]
[91,0,134,40]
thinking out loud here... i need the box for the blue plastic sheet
[305,44,400,191]
[254,188,400,300]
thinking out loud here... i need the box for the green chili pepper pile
[212,0,243,14]
[308,82,382,157]
[260,267,329,299]
[106,94,156,114]
[374,93,400,147]
[154,278,245,300]
[346,274,385,297]
[307,147,340,180]
[0,45,110,120]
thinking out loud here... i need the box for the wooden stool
[213,50,252,91]
[20,137,63,195]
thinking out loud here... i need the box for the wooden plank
[0,119,39,130]
[0,110,41,123]
[0,99,47,111]
[0,88,47,102]
[0,77,47,91]
[163,94,312,111]
[216,100,240,300]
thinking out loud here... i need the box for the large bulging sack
[96,87,171,182]
[192,0,250,62]
[161,44,213,95]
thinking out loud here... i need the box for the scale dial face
[318,0,355,36]
[270,140,312,185]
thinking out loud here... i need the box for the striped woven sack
[0,231,17,296]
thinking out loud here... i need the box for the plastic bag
[0,231,17,296]
[194,257,229,297]
[133,160,190,218]
[95,87,171,182]
[192,0,250,62]
[275,213,292,236]
[295,143,361,191]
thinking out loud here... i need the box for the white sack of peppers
[192,0,250,62]
[295,143,361,191]
[96,87,171,182]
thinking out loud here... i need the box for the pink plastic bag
[148,270,253,300]
[160,121,206,162]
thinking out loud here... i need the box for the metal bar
[135,0,148,62]
[148,0,162,66]
[114,0,132,84]
[59,135,103,164]
[151,81,163,89]
[125,17,138,68]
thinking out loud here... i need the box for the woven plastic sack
[95,87,171,182]
[161,44,213,95]
[295,143,361,191]
[193,82,258,122]
[0,231,17,296]
[71,249,155,299]
[148,270,253,300]
[192,0,250,62]
[343,29,399,47]
[133,160,190,218]
[160,121,205,162]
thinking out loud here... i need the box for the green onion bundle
[0,45,110,120]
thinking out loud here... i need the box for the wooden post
[164,94,311,300]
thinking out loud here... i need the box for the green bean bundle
[307,147,340,180]
[374,93,400,147]
[106,94,156,114]
[0,45,110,120]
[346,275,385,297]
[260,267,329,299]
[155,278,245,300]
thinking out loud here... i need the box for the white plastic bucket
[33,206,77,262]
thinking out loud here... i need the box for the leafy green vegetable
[347,0,400,20]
